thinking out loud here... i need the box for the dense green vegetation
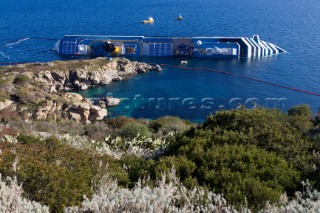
[124,106,320,210]
[0,136,128,212]
[1,105,320,211]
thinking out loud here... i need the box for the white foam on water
[6,38,30,47]
[0,51,10,59]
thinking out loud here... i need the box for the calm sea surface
[1,0,320,121]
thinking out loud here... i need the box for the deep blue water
[1,0,320,121]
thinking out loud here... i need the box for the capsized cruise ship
[55,35,285,59]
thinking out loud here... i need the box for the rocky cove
[0,58,161,124]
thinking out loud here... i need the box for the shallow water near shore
[1,0,320,121]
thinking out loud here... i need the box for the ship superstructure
[55,35,285,59]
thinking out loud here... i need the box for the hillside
[1,59,320,212]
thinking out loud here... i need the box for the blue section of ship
[55,35,285,59]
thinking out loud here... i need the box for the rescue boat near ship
[176,15,183,20]
[142,17,155,24]
[54,35,285,59]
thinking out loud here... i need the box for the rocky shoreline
[0,57,161,124]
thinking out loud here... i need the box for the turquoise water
[1,0,320,121]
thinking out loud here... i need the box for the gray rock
[51,71,65,83]
[100,79,112,85]
[98,100,106,108]
[43,71,54,83]
[69,112,82,123]
[73,80,80,87]
[64,93,83,102]
[55,83,64,91]
[75,69,87,81]
[105,97,121,107]
[89,106,107,121]
[49,86,57,93]
[154,65,162,71]
[112,77,123,82]
[79,83,88,90]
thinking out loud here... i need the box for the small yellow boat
[176,15,183,21]
[142,17,154,24]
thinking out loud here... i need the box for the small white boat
[142,17,154,24]
[176,15,183,21]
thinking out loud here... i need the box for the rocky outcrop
[89,106,107,121]
[32,58,161,93]
[34,100,61,120]
[32,93,108,124]
[0,58,161,124]
[105,97,121,107]
[64,99,107,124]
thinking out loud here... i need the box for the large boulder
[105,97,121,107]
[73,80,80,87]
[33,100,60,120]
[67,104,90,124]
[43,71,54,83]
[75,69,87,81]
[55,83,64,91]
[69,112,82,123]
[79,83,88,90]
[64,93,83,102]
[89,105,107,121]
[51,71,66,84]
[98,100,106,108]
[34,100,53,120]
[89,71,101,85]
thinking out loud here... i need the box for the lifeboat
[142,17,154,24]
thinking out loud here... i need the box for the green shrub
[288,105,313,132]
[200,144,299,209]
[13,75,31,85]
[17,135,40,144]
[288,105,312,118]
[119,122,151,139]
[200,108,313,164]
[156,108,318,209]
[155,156,198,188]
[0,136,128,212]
[155,144,299,210]
[118,154,155,187]
[150,116,191,134]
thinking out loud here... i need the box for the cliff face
[0,58,161,124]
